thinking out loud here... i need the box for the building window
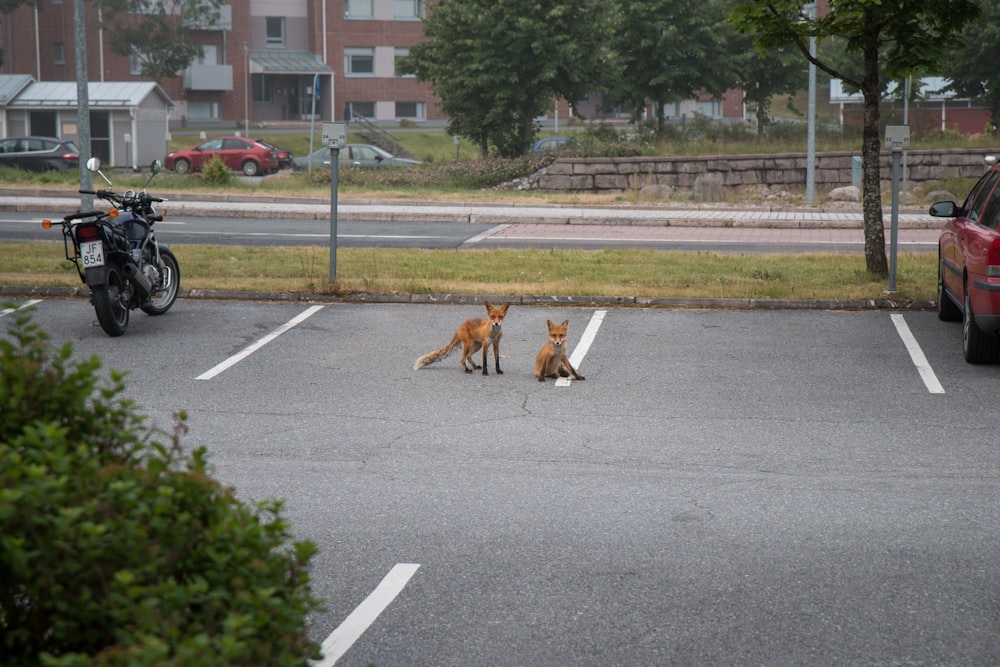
[395,101,424,120]
[394,48,414,77]
[129,47,142,75]
[187,101,221,121]
[345,0,373,19]
[346,101,375,120]
[394,0,423,20]
[252,74,272,103]
[266,17,285,47]
[53,42,65,65]
[345,48,375,77]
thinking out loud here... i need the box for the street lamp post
[243,43,249,132]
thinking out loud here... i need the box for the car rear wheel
[937,255,962,322]
[173,158,191,175]
[241,160,260,177]
[962,281,1000,364]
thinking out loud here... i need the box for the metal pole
[902,77,910,205]
[243,43,249,132]
[329,146,339,280]
[73,0,92,210]
[308,73,318,174]
[806,3,817,202]
[888,148,900,292]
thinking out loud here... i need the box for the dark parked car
[165,136,279,177]
[930,157,1000,363]
[530,136,580,153]
[0,136,79,172]
[292,144,421,170]
[258,140,294,170]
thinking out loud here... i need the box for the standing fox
[414,301,511,375]
[535,319,585,382]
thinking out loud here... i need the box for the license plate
[80,240,104,268]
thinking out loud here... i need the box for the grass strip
[0,243,936,303]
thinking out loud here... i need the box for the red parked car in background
[165,136,279,177]
[930,157,1000,363]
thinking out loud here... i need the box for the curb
[0,284,937,313]
[0,187,942,229]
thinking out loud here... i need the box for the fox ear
[484,300,493,310]
[561,319,569,327]
[500,302,510,312]
[546,319,555,329]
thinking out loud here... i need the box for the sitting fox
[414,301,511,375]
[535,319,585,382]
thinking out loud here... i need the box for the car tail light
[76,225,100,242]
[989,239,1000,277]
[61,153,78,161]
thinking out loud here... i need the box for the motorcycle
[43,158,180,336]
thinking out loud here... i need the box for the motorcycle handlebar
[78,188,162,207]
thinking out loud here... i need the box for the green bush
[200,155,233,187]
[0,308,322,666]
[307,154,562,190]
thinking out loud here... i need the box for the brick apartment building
[0,0,747,132]
[0,0,442,127]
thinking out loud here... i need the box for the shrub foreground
[0,307,322,666]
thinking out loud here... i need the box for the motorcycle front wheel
[92,264,130,337]
[141,248,180,316]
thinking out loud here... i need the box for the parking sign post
[322,123,346,281]
[884,125,909,293]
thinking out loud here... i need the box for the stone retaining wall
[536,148,999,195]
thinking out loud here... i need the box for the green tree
[731,0,978,278]
[1,308,322,666]
[940,0,1000,136]
[404,0,616,157]
[736,43,807,137]
[606,0,738,133]
[95,0,225,84]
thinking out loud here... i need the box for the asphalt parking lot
[4,296,999,666]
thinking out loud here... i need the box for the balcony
[183,64,234,92]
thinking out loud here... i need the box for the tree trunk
[860,46,888,278]
[755,101,768,138]
[991,93,1000,136]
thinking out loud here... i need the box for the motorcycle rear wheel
[140,248,180,315]
[92,264,130,337]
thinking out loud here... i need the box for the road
[0,211,941,253]
[5,296,998,665]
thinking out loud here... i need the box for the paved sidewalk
[0,191,941,231]
[486,222,940,248]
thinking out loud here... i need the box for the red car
[930,158,1000,363]
[165,136,279,177]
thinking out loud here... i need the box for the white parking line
[0,299,42,317]
[556,309,606,387]
[890,314,945,394]
[312,563,421,666]
[196,305,325,380]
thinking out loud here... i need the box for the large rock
[828,185,860,202]
[923,189,957,204]
[639,184,674,200]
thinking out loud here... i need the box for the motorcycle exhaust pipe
[122,262,152,296]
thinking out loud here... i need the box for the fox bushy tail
[414,335,461,370]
